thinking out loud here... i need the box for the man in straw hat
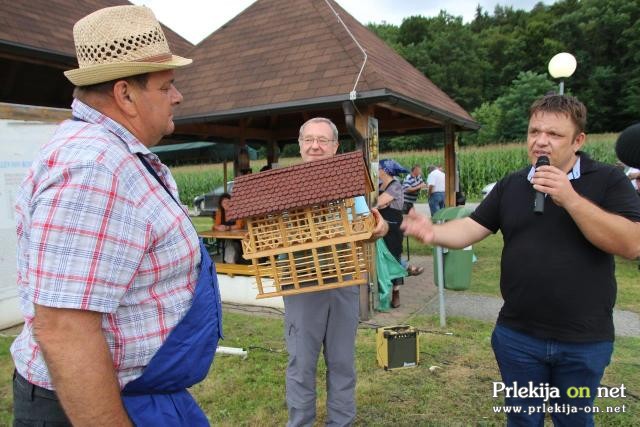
[11,6,221,426]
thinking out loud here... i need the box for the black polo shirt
[471,153,640,342]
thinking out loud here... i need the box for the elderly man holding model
[11,6,222,426]
[403,94,640,426]
[284,117,388,427]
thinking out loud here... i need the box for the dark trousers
[12,371,71,426]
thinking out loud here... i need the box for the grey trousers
[284,285,360,427]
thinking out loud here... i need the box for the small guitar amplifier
[376,325,419,370]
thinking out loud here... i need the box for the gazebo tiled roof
[0,0,192,59]
[175,0,476,130]
[227,151,372,219]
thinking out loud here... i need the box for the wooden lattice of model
[227,151,375,298]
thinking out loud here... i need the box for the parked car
[481,182,496,199]
[193,181,234,217]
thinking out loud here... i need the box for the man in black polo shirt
[402,94,640,425]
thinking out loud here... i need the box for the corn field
[171,134,619,205]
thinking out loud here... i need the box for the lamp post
[548,52,577,95]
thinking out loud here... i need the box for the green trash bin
[431,206,475,291]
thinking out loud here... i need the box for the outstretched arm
[401,209,491,249]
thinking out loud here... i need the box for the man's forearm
[432,217,491,249]
[34,305,132,427]
[565,195,640,259]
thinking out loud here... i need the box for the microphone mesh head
[535,155,550,167]
[616,123,640,168]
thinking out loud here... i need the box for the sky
[131,0,556,45]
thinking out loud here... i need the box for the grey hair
[299,117,339,141]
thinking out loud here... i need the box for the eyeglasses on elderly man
[298,136,336,146]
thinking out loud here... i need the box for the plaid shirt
[11,99,200,390]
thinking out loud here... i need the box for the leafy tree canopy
[368,0,640,149]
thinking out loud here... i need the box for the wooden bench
[215,263,273,278]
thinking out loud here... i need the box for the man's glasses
[299,136,336,146]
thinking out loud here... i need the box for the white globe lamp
[548,52,577,95]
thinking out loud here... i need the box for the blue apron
[121,240,223,426]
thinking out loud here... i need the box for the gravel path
[416,291,640,338]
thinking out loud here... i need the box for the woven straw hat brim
[64,55,192,86]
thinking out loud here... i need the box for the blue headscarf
[379,159,409,177]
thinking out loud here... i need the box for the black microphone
[533,155,550,215]
[615,123,640,168]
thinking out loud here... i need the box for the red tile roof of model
[227,151,372,219]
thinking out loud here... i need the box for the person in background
[402,94,640,425]
[626,165,640,195]
[214,193,245,263]
[400,164,426,276]
[402,164,427,214]
[284,117,388,427]
[378,159,409,308]
[426,164,446,216]
[11,6,222,426]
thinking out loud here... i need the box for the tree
[465,71,555,145]
[367,0,640,145]
[396,12,489,111]
[496,71,555,141]
[461,101,501,146]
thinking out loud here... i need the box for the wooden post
[234,119,250,177]
[444,123,456,207]
[223,161,228,193]
[354,107,376,321]
[267,139,279,167]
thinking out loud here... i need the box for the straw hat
[64,5,192,86]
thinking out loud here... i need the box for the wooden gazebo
[171,0,479,208]
[1,0,479,316]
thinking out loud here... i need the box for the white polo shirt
[427,168,445,192]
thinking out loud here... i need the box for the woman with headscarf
[377,159,409,308]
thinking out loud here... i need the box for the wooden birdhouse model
[227,151,375,298]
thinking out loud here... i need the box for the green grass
[0,334,14,426]
[191,216,213,233]
[407,230,639,313]
[3,314,635,425]
[462,233,640,314]
[2,191,636,425]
